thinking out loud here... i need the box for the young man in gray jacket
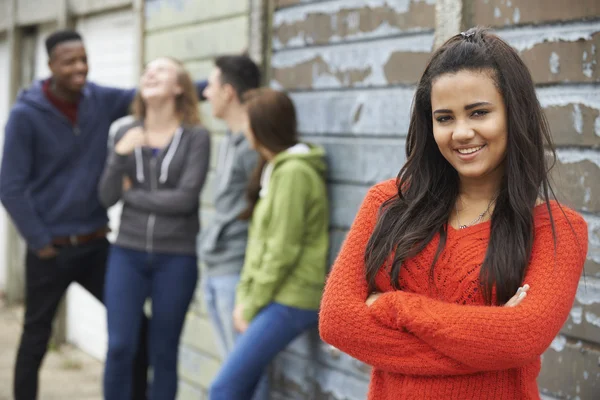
[199,55,268,397]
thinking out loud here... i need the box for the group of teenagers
[0,25,589,400]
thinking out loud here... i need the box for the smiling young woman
[319,27,588,400]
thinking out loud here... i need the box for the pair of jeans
[203,274,270,400]
[13,237,148,400]
[103,245,198,400]
[208,302,319,400]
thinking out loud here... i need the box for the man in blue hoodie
[0,29,206,400]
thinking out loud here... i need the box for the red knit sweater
[319,179,588,400]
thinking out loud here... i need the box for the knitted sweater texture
[319,179,588,400]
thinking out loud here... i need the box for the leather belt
[52,227,110,247]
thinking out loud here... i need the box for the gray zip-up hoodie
[198,132,258,276]
[98,121,210,255]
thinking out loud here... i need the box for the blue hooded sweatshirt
[0,80,139,250]
[0,79,207,251]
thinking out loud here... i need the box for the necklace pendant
[459,224,468,229]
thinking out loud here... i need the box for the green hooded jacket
[236,143,329,322]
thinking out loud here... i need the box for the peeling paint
[583,44,597,80]
[584,312,600,328]
[549,52,560,74]
[572,104,583,134]
[556,148,600,169]
[273,0,435,49]
[537,85,600,111]
[272,33,432,88]
[272,33,433,69]
[584,371,589,380]
[583,187,592,207]
[494,7,501,18]
[275,0,434,25]
[582,213,600,264]
[575,278,600,306]
[595,116,600,137]
[513,7,520,24]
[498,21,600,52]
[570,306,583,324]
[550,335,567,352]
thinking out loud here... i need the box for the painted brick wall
[267,1,600,399]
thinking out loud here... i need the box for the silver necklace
[455,197,496,229]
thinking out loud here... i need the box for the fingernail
[523,284,530,290]
[519,292,526,299]
[517,286,522,292]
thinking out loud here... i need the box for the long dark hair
[365,27,557,304]
[239,88,298,220]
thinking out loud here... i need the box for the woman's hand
[505,284,529,307]
[115,127,145,155]
[233,304,249,333]
[366,292,384,307]
[122,176,132,192]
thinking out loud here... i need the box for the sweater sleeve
[368,207,588,371]
[98,125,133,208]
[0,107,52,250]
[122,128,211,215]
[236,165,313,322]
[320,184,479,376]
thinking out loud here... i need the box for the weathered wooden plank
[68,0,131,16]
[545,104,600,146]
[584,212,600,274]
[290,87,415,136]
[179,344,221,390]
[562,278,600,345]
[553,150,600,213]
[16,0,57,24]
[310,136,404,184]
[473,0,600,28]
[539,335,600,399]
[538,85,600,147]
[271,350,370,400]
[145,0,248,32]
[520,31,600,84]
[271,33,433,89]
[181,313,222,360]
[289,85,600,145]
[328,183,368,229]
[273,0,435,50]
[272,23,599,90]
[144,15,248,63]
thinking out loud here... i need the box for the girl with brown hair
[209,88,329,400]
[319,27,588,399]
[99,57,210,400]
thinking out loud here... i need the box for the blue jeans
[104,245,198,400]
[203,274,270,400]
[208,303,319,400]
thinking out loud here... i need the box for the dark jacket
[0,80,136,250]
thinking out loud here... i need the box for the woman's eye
[472,110,489,117]
[436,116,451,123]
